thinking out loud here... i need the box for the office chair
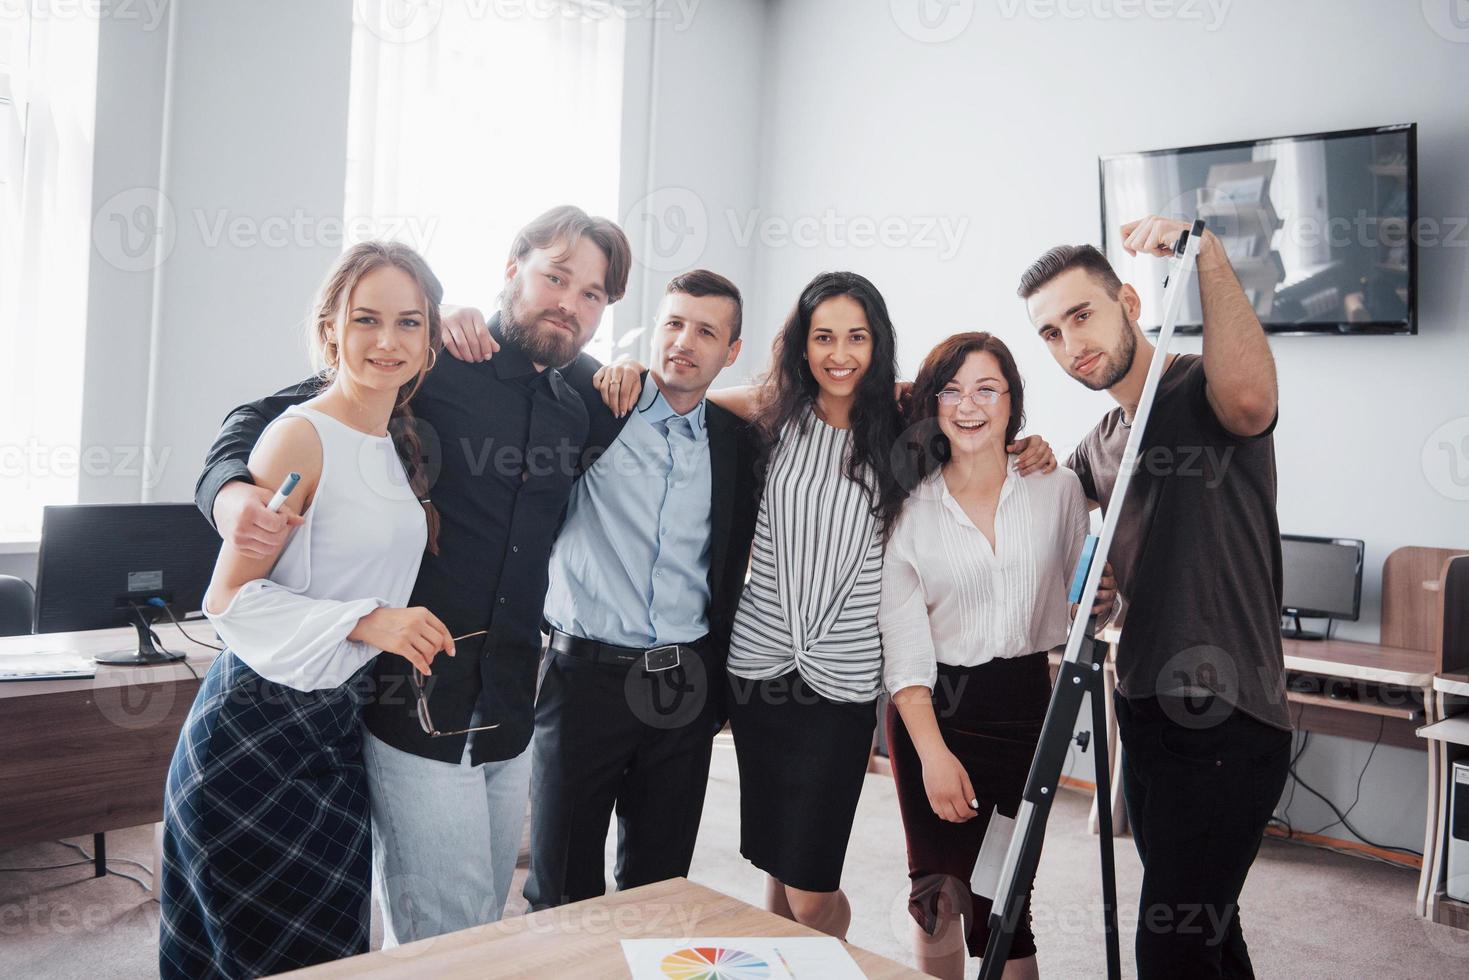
[0,574,36,636]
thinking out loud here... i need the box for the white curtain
[346,0,626,361]
[0,6,97,542]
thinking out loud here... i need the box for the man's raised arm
[1120,215,1278,438]
[195,380,319,558]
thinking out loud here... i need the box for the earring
[427,348,438,370]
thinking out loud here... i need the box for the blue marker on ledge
[1068,534,1100,605]
[266,472,301,513]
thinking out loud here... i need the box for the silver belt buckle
[643,644,682,672]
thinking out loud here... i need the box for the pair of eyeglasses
[936,386,1008,408]
[410,630,500,737]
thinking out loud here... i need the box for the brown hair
[902,332,1026,484]
[509,205,632,303]
[310,240,444,555]
[1016,243,1123,300]
[665,269,743,341]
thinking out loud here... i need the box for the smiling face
[805,294,872,402]
[1026,266,1140,391]
[334,264,431,393]
[936,350,1010,455]
[652,290,741,401]
[500,234,611,367]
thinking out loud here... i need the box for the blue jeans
[361,727,533,945]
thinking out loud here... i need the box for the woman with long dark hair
[881,331,1114,980]
[720,272,905,938]
[160,242,455,978]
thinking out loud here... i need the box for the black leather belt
[548,629,705,672]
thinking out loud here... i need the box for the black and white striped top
[728,409,884,702]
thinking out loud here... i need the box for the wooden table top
[1281,637,1437,688]
[1437,672,1469,698]
[1095,626,1436,688]
[277,878,929,979]
[0,623,220,699]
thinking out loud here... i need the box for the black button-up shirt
[380,320,588,762]
[194,316,589,764]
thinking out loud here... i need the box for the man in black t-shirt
[1018,216,1291,980]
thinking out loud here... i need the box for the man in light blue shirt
[540,377,713,650]
[525,270,762,909]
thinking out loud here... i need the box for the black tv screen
[1099,123,1416,336]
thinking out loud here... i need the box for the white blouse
[879,460,1091,695]
[206,405,427,692]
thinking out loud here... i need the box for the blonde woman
[160,242,452,978]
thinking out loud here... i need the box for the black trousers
[524,644,720,910]
[1115,693,1291,980]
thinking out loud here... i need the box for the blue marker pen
[266,472,301,513]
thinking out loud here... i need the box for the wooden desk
[1280,636,1435,750]
[1078,628,1438,844]
[1417,672,1469,931]
[0,623,219,848]
[276,878,928,979]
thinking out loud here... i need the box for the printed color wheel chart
[659,945,772,980]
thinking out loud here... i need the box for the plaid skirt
[160,650,374,980]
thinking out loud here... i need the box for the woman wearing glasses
[880,332,1114,980]
[160,242,454,979]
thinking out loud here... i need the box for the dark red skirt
[886,652,1051,960]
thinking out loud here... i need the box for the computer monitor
[1280,534,1364,640]
[34,503,222,665]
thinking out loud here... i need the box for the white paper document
[621,936,866,979]
[970,808,1017,900]
[0,652,97,681]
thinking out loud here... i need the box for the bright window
[345,0,626,362]
[0,7,98,544]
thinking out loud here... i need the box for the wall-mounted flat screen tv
[1100,123,1416,336]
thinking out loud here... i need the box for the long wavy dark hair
[753,271,906,534]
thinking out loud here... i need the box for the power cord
[146,598,223,653]
[0,840,152,893]
[58,839,154,878]
[128,600,204,680]
[0,859,93,873]
[57,839,152,893]
[1275,703,1310,838]
[1307,716,1384,838]
[1286,733,1421,858]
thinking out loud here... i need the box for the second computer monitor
[1280,534,1364,635]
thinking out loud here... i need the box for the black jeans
[525,645,720,910]
[1115,693,1291,980]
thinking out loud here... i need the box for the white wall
[140,1,353,504]
[77,3,170,507]
[13,0,351,569]
[742,0,1469,852]
[617,0,769,357]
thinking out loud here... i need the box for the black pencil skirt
[726,669,878,893]
[886,652,1051,960]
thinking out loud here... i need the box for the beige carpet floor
[3,733,1466,977]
